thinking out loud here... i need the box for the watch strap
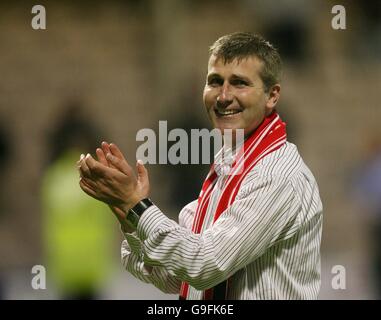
[127,198,153,228]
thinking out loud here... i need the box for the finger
[96,148,108,167]
[79,155,92,178]
[136,159,149,185]
[81,176,98,190]
[76,153,85,166]
[106,153,131,176]
[101,142,117,169]
[108,205,126,219]
[101,141,111,157]
[78,166,90,179]
[85,153,109,177]
[79,179,98,199]
[109,143,126,161]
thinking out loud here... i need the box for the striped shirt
[121,141,323,299]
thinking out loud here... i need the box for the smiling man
[204,42,280,137]
[78,32,323,300]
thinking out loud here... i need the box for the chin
[214,122,241,133]
[213,125,244,141]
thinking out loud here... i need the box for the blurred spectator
[244,0,314,64]
[276,102,299,144]
[165,113,210,210]
[0,123,11,216]
[163,82,210,212]
[353,1,381,61]
[0,121,11,300]
[352,135,381,298]
[41,101,115,299]
[264,18,309,64]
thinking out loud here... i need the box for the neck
[222,131,243,152]
[221,112,278,151]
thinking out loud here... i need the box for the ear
[265,84,281,114]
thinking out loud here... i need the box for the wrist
[120,219,135,233]
[120,196,144,213]
[109,205,136,233]
[124,198,154,229]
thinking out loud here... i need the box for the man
[78,32,323,300]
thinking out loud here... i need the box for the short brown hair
[209,32,282,92]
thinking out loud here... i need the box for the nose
[216,82,233,109]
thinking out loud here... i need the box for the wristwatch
[127,198,154,229]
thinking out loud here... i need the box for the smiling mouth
[215,108,243,117]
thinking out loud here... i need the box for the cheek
[238,94,266,121]
[240,90,261,103]
[240,91,266,111]
[203,88,214,109]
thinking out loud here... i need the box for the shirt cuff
[137,205,172,241]
[120,226,142,254]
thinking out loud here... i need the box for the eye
[231,79,248,87]
[207,77,223,87]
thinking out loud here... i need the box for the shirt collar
[214,144,239,177]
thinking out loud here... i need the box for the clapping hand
[77,142,150,230]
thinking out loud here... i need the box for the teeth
[216,109,241,116]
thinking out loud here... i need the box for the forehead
[207,55,263,79]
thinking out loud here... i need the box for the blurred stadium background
[0,0,380,299]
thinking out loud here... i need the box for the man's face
[203,54,279,137]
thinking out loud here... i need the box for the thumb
[136,159,149,186]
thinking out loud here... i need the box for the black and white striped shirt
[121,142,323,299]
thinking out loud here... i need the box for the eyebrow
[230,74,252,83]
[207,73,253,84]
[206,73,221,81]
